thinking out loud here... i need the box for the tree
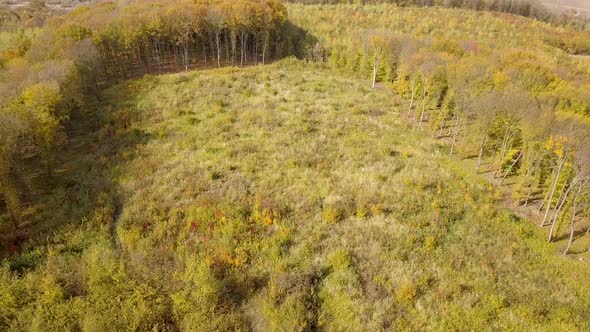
[20,82,64,178]
[0,107,29,228]
[206,6,226,69]
[466,91,501,173]
[364,30,389,89]
[445,59,490,156]
[547,117,590,241]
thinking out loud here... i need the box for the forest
[2,0,590,330]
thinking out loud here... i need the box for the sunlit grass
[2,59,590,330]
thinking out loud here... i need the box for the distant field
[0,0,95,9]
[542,0,590,16]
[2,0,590,18]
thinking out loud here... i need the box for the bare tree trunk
[476,135,487,173]
[225,30,230,64]
[449,117,462,156]
[418,86,427,127]
[436,113,447,139]
[538,168,556,212]
[408,80,416,114]
[262,31,268,65]
[172,44,178,70]
[546,181,568,224]
[183,42,188,71]
[231,30,237,66]
[155,41,162,74]
[542,157,566,226]
[255,36,259,65]
[564,181,586,255]
[216,32,221,68]
[275,32,280,61]
[372,56,379,89]
[240,33,245,66]
[548,176,578,242]
[564,208,576,255]
[522,152,543,206]
[495,126,513,177]
[501,150,523,184]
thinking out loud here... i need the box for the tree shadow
[279,20,321,61]
[0,20,319,266]
[553,228,589,242]
[0,86,153,267]
[565,248,589,255]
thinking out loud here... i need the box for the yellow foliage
[396,280,417,305]
[251,195,280,225]
[322,207,342,223]
[424,236,437,251]
[355,205,369,219]
[370,203,385,216]
[544,135,570,158]
[493,71,509,89]
[21,81,62,112]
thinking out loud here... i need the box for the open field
[543,0,590,16]
[2,0,590,330]
[2,59,590,330]
[0,0,96,10]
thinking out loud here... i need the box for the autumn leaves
[54,0,290,81]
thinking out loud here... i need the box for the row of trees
[326,29,590,254]
[49,0,302,82]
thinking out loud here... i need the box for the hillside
[1,60,590,330]
[2,0,590,330]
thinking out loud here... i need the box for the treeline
[48,0,305,81]
[287,0,590,30]
[286,0,551,22]
[325,30,590,253]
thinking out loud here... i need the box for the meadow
[1,59,590,330]
[2,0,590,330]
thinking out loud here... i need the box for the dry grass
[1,59,590,330]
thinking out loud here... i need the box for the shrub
[396,280,418,306]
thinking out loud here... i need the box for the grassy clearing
[2,59,590,330]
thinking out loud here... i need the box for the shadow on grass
[0,86,153,271]
[552,228,590,243]
[0,20,320,270]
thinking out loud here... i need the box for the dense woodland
[49,0,303,81]
[2,0,590,330]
